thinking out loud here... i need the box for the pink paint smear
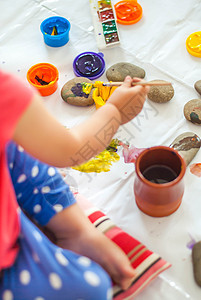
[190,163,201,177]
[119,141,146,164]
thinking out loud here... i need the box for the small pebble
[61,77,94,106]
[147,80,174,103]
[194,80,201,96]
[183,99,201,125]
[170,132,201,165]
[106,62,145,82]
[192,241,201,287]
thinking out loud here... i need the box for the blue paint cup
[40,16,71,47]
[73,52,105,80]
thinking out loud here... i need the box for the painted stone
[192,241,201,287]
[183,99,201,125]
[169,132,201,165]
[147,80,174,103]
[106,62,145,82]
[194,80,201,95]
[61,77,94,106]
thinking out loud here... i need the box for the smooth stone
[194,80,201,95]
[147,80,174,103]
[183,99,201,125]
[61,77,94,106]
[169,132,201,165]
[106,62,145,82]
[192,241,201,287]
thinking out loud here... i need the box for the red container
[134,146,186,217]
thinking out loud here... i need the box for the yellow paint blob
[92,81,117,109]
[72,139,120,173]
[81,82,93,94]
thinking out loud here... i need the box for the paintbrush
[102,80,172,87]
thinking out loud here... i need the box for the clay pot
[134,146,186,217]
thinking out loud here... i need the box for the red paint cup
[134,146,186,217]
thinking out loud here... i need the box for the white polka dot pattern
[17,193,22,199]
[2,290,13,300]
[17,174,27,183]
[49,273,62,289]
[33,230,42,242]
[18,145,24,152]
[19,270,31,285]
[34,297,45,300]
[84,271,101,286]
[53,204,63,212]
[33,204,42,213]
[32,166,39,177]
[41,186,50,194]
[33,188,39,194]
[9,163,13,169]
[55,251,69,266]
[77,256,91,267]
[48,167,56,176]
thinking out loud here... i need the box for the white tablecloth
[1,1,201,299]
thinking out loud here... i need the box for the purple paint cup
[73,52,105,80]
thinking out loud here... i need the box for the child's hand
[106,76,149,125]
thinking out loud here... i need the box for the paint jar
[134,146,186,217]
[40,16,71,47]
[114,1,143,25]
[27,63,59,96]
[73,52,105,80]
[186,31,201,57]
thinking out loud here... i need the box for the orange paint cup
[114,0,143,25]
[27,63,59,96]
[134,146,186,217]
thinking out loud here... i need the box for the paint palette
[89,0,120,49]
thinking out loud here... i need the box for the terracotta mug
[134,146,186,217]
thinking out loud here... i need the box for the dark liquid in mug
[142,164,178,184]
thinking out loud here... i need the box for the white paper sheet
[1,1,201,298]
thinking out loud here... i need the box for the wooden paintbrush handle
[104,81,172,87]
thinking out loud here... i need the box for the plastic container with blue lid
[40,16,71,47]
[73,52,105,80]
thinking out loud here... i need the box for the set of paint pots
[27,16,106,95]
[27,51,105,96]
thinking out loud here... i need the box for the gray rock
[147,80,174,103]
[183,99,201,125]
[106,62,145,82]
[192,241,201,287]
[61,77,94,106]
[169,132,201,165]
[194,80,201,95]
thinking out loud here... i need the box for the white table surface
[1,1,201,299]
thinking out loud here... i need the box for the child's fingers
[132,77,143,83]
[122,76,132,87]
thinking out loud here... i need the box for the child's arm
[46,201,136,290]
[13,76,148,167]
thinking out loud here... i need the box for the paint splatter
[72,139,121,173]
[186,233,196,250]
[120,142,146,163]
[190,163,201,177]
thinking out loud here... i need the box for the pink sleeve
[0,71,34,145]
